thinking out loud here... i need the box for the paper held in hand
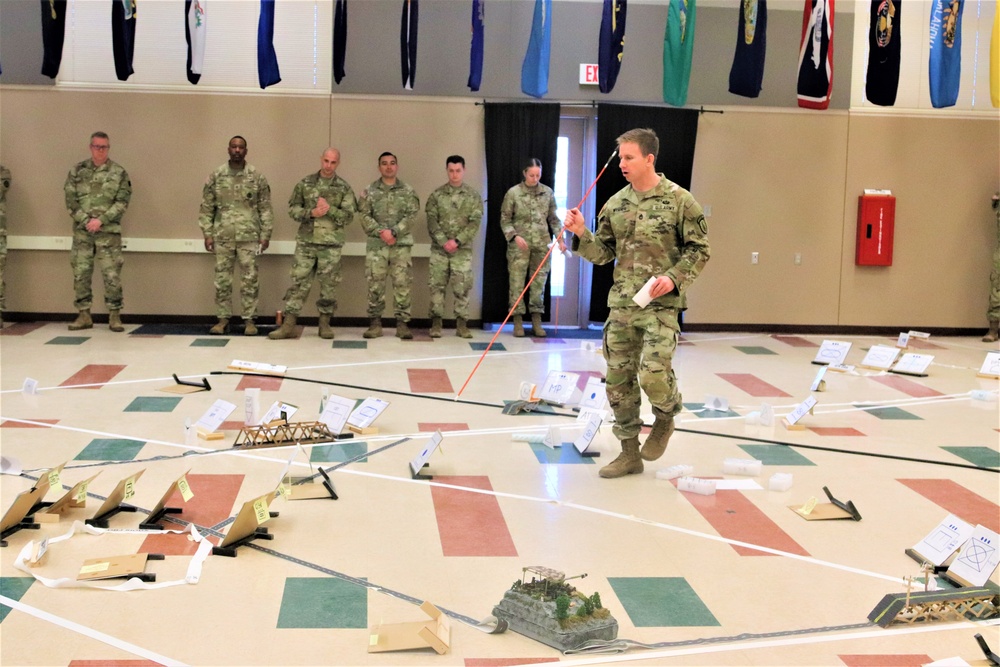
[632,277,657,308]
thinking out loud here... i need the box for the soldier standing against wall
[359,152,419,340]
[985,191,1000,343]
[499,158,564,338]
[64,132,132,332]
[564,128,710,479]
[425,155,483,338]
[0,165,10,326]
[269,148,356,340]
[199,136,274,336]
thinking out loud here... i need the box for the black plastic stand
[823,486,861,521]
[0,520,41,548]
[211,526,275,557]
[411,463,432,481]
[86,504,139,529]
[173,374,211,391]
[975,633,1000,666]
[139,506,183,530]
[316,468,338,499]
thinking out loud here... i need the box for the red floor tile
[69,661,161,667]
[716,373,792,397]
[0,419,59,428]
[870,375,943,398]
[772,335,819,348]
[139,474,245,555]
[0,322,47,336]
[220,420,247,431]
[431,476,517,557]
[418,423,469,432]
[407,368,454,393]
[839,655,933,666]
[59,364,126,389]
[807,427,866,436]
[897,479,1000,533]
[235,375,283,391]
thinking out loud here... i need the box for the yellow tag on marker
[123,477,136,500]
[178,477,194,502]
[800,496,818,515]
[74,480,91,503]
[48,470,61,489]
[253,498,268,525]
[79,561,110,575]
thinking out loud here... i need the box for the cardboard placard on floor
[35,473,102,523]
[77,553,151,581]
[368,601,450,655]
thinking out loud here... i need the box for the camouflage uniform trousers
[366,245,412,320]
[989,244,1000,321]
[506,241,550,315]
[603,306,682,440]
[0,233,6,312]
[213,239,260,320]
[71,230,124,311]
[429,247,473,319]
[282,241,343,316]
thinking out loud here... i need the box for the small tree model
[555,594,571,620]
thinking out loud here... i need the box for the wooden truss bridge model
[233,421,337,449]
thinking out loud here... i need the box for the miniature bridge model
[233,421,337,449]
[868,587,1000,628]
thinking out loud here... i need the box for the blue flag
[468,0,484,91]
[112,0,137,81]
[401,0,418,89]
[41,0,67,79]
[521,0,552,98]
[257,0,281,89]
[333,0,347,84]
[729,0,767,98]
[928,0,963,108]
[598,0,627,94]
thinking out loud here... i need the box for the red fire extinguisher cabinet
[856,192,895,266]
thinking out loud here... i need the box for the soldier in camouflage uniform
[358,152,419,340]
[64,132,132,332]
[269,148,356,341]
[0,165,9,325]
[985,191,1000,343]
[199,136,274,336]
[566,128,710,479]
[425,155,483,339]
[499,158,564,338]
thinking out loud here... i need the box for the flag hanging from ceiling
[112,0,137,81]
[991,0,998,107]
[928,0,964,108]
[728,0,767,98]
[257,0,281,89]
[521,0,552,98]
[40,0,67,78]
[401,0,418,89]
[185,0,206,85]
[598,0,627,94]
[662,0,696,106]
[333,0,347,84]
[864,0,900,106]
[796,0,834,109]
[468,0,484,91]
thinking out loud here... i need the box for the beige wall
[1,86,996,327]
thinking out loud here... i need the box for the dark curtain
[482,102,560,324]
[589,104,700,323]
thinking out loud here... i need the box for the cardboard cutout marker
[34,472,102,524]
[77,552,165,583]
[368,601,451,655]
[140,470,193,529]
[789,486,861,521]
[86,469,146,529]
[212,490,278,557]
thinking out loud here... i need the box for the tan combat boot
[531,313,547,337]
[318,314,334,340]
[640,417,675,462]
[243,319,258,336]
[456,318,473,339]
[268,313,298,340]
[108,310,124,332]
[983,321,999,343]
[512,315,525,338]
[429,317,443,338]
[599,437,643,478]
[209,318,229,335]
[363,318,382,339]
[396,320,413,340]
[68,310,93,331]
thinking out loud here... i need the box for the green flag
[663,0,696,106]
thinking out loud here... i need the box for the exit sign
[579,64,599,85]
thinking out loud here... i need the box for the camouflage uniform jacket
[64,159,132,234]
[499,182,561,245]
[198,163,274,243]
[359,178,419,248]
[288,172,357,247]
[574,174,710,310]
[0,165,10,235]
[425,183,483,249]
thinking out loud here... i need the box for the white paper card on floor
[228,359,287,375]
[896,332,910,348]
[537,371,579,405]
[813,340,852,366]
[409,430,443,477]
[259,401,298,425]
[244,388,260,425]
[195,399,236,433]
[785,396,817,426]
[860,345,900,370]
[347,398,388,429]
[319,394,356,434]
[518,381,537,401]
[578,376,607,410]
[946,525,1000,587]
[573,411,603,454]
[542,426,561,449]
[21,378,38,396]
[978,352,1000,378]
[810,365,828,392]
[910,514,974,566]
[759,403,775,426]
[892,353,934,376]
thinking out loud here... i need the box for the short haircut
[446,155,465,167]
[616,128,659,161]
[90,131,109,142]
[378,151,397,162]
[522,157,543,171]
[229,135,247,146]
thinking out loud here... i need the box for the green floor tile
[45,336,89,345]
[734,346,777,355]
[864,406,922,420]
[608,577,719,627]
[332,340,368,349]
[0,577,35,623]
[190,338,229,347]
[471,342,506,352]
[941,447,1000,468]
[276,577,367,629]
[310,442,368,463]
[124,396,182,413]
[75,438,146,461]
[683,402,740,419]
[738,444,816,466]
[529,443,595,464]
